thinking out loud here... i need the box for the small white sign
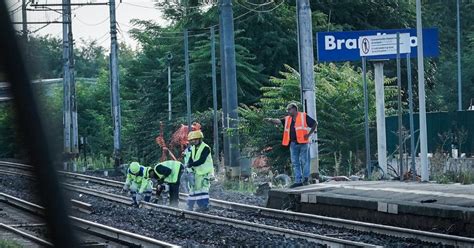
[359,33,411,57]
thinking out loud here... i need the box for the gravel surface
[66,178,451,248]
[77,170,269,207]
[0,174,325,247]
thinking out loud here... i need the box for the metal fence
[385,111,474,156]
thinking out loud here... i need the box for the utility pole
[362,57,371,177]
[416,0,429,182]
[68,1,78,168]
[219,9,230,171]
[396,33,403,180]
[62,0,71,170]
[457,0,462,111]
[374,61,387,177]
[211,26,220,168]
[221,0,245,177]
[296,0,319,181]
[167,52,173,121]
[109,0,121,167]
[21,0,28,47]
[407,54,416,181]
[184,29,192,130]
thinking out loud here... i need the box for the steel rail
[63,183,377,248]
[54,168,474,247]
[0,223,53,247]
[3,161,474,246]
[0,192,179,248]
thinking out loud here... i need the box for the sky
[7,0,169,49]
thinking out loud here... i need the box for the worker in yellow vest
[267,102,318,188]
[122,162,153,207]
[184,130,214,211]
[149,160,184,207]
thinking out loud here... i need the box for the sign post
[361,56,371,177]
[316,28,438,180]
[358,33,411,178]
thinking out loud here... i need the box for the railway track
[0,192,179,247]
[2,160,474,247]
[57,166,474,247]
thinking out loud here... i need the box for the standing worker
[149,160,184,207]
[185,130,214,211]
[122,162,153,207]
[267,102,318,188]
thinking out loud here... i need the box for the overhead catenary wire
[236,0,275,7]
[234,0,285,13]
[121,1,216,10]
[74,15,109,26]
[130,9,254,40]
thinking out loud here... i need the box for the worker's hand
[264,118,281,125]
[304,133,310,140]
[162,184,170,193]
[156,184,164,192]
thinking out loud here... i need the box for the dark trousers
[169,165,184,207]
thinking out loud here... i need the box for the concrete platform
[266,181,474,237]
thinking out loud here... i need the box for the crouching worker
[122,162,153,208]
[149,160,184,207]
[185,130,215,211]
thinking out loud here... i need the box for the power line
[121,1,216,10]
[74,15,109,26]
[234,0,285,13]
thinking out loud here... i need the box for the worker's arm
[154,164,172,180]
[304,116,318,140]
[123,173,131,190]
[138,177,151,194]
[188,146,211,167]
[264,118,282,125]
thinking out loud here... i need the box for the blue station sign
[316,28,439,62]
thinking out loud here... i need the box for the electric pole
[457,0,462,111]
[109,0,122,167]
[184,29,192,130]
[68,1,79,166]
[167,52,172,121]
[416,0,429,181]
[221,0,246,178]
[211,26,220,168]
[219,6,230,173]
[62,0,71,170]
[296,0,319,181]
[21,0,28,47]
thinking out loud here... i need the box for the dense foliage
[1,1,473,175]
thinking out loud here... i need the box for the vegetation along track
[2,161,474,247]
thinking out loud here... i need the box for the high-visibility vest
[191,142,214,176]
[282,112,310,146]
[154,160,182,184]
[126,166,153,193]
[126,166,151,184]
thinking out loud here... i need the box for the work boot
[132,202,139,208]
[303,178,309,185]
[289,182,303,188]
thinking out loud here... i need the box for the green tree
[240,63,397,176]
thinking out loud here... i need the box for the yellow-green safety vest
[125,166,152,193]
[191,142,214,176]
[154,160,182,184]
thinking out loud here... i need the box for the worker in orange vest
[267,102,318,188]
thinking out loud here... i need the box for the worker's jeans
[290,142,310,183]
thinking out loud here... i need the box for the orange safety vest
[282,112,310,146]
